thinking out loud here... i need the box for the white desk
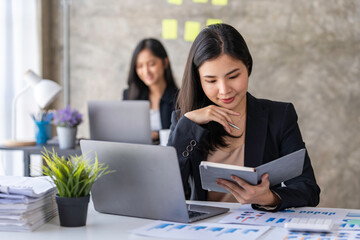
[0,201,240,240]
[0,201,358,240]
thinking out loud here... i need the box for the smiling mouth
[221,97,235,104]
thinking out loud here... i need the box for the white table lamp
[4,70,62,147]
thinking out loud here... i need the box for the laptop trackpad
[187,204,229,222]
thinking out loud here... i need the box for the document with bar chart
[219,206,349,227]
[132,221,270,240]
[261,227,360,240]
[339,213,360,231]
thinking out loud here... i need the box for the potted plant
[53,106,83,149]
[41,148,114,227]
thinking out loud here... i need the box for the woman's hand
[151,131,159,141]
[217,174,281,206]
[184,105,240,133]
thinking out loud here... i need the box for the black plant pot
[55,195,90,227]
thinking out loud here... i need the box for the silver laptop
[88,100,152,144]
[80,140,229,223]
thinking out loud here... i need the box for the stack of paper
[0,176,57,232]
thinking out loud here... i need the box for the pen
[228,122,240,130]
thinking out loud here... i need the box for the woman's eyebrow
[225,68,240,76]
[203,74,216,78]
[202,68,240,78]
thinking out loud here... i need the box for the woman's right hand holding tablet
[184,105,240,133]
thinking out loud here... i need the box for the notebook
[80,140,229,223]
[88,100,152,144]
[200,148,306,193]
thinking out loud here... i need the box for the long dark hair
[176,23,253,153]
[127,38,177,99]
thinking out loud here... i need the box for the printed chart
[340,219,360,231]
[261,227,360,240]
[219,207,349,227]
[132,221,270,240]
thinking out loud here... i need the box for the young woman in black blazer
[168,24,320,211]
[123,38,178,142]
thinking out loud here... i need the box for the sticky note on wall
[193,0,208,3]
[162,19,178,39]
[184,21,201,42]
[167,0,183,5]
[206,19,222,26]
[212,0,228,6]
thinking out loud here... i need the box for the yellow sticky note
[184,21,201,42]
[167,0,182,5]
[206,19,222,26]
[193,0,208,3]
[212,0,228,6]
[162,19,178,40]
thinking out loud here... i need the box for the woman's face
[198,54,249,112]
[136,49,167,87]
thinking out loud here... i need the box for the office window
[0,0,41,176]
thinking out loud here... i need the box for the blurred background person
[123,38,178,142]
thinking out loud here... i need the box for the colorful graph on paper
[219,206,349,227]
[261,227,360,240]
[339,219,360,231]
[132,221,270,240]
[282,230,360,240]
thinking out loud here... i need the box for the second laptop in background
[88,100,152,144]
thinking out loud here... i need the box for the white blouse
[150,109,162,131]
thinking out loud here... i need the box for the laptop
[88,100,152,144]
[80,140,229,223]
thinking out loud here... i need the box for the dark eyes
[204,73,240,83]
[229,74,240,79]
[205,80,216,83]
[136,61,156,69]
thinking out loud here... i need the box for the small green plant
[41,148,114,198]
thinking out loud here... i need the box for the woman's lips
[221,97,234,104]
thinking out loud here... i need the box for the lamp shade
[24,70,62,109]
[5,70,62,146]
[33,80,62,108]
[24,69,42,86]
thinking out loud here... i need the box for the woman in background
[168,24,320,211]
[124,38,178,142]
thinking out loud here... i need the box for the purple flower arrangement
[53,106,83,128]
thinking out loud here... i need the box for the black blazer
[168,92,320,211]
[123,85,178,129]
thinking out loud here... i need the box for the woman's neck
[149,79,167,97]
[233,95,247,116]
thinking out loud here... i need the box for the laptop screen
[88,100,152,144]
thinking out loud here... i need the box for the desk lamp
[4,70,62,147]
